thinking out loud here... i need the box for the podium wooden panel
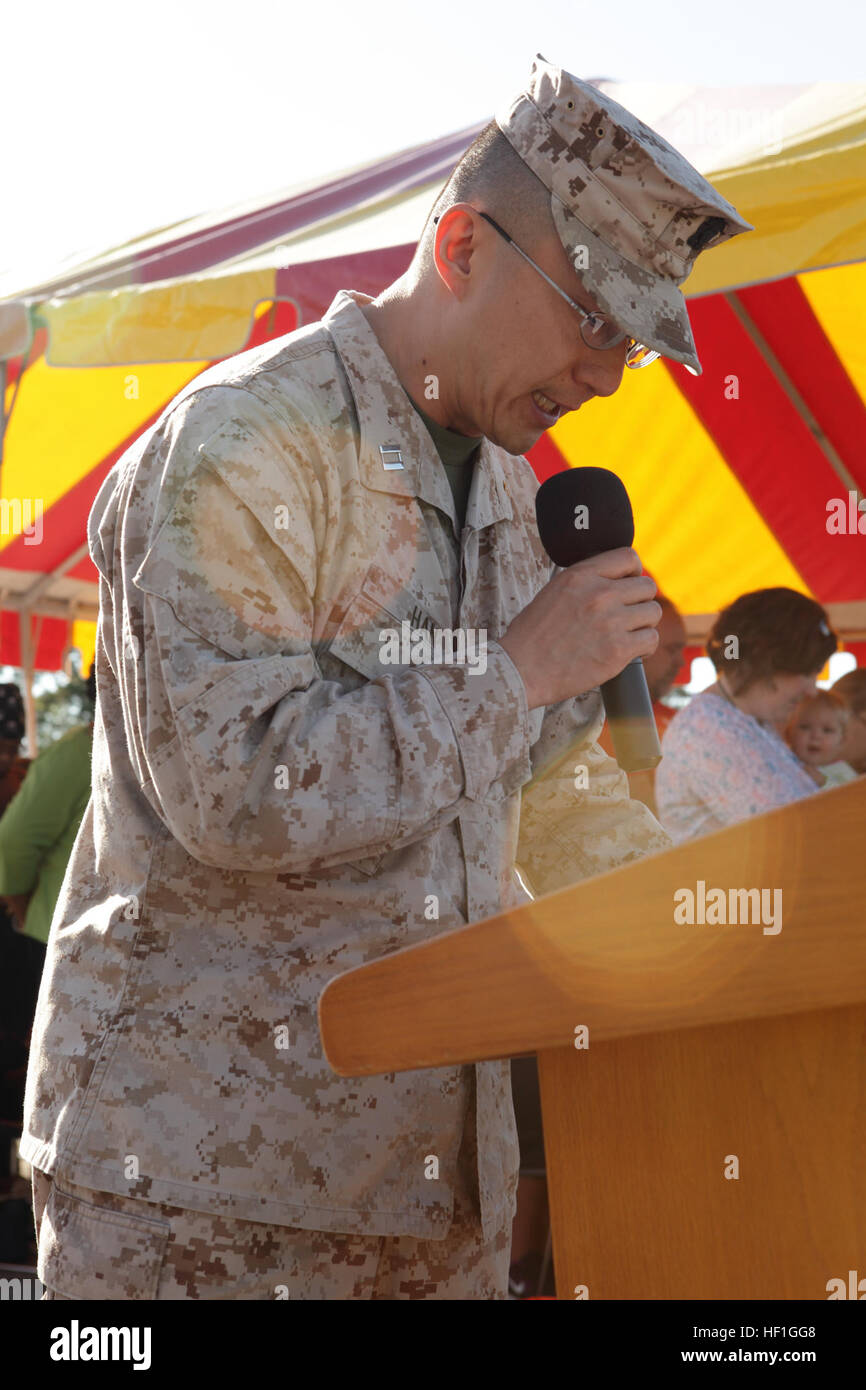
[539,1006,865,1299]
[319,779,866,1299]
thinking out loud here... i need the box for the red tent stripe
[736,278,866,493]
[275,246,415,325]
[0,400,185,579]
[526,431,568,486]
[0,609,68,671]
[672,293,865,602]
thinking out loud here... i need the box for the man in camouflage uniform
[23,55,751,1299]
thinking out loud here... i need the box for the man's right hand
[498,547,662,711]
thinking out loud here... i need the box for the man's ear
[432,205,482,300]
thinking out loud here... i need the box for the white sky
[3,0,866,292]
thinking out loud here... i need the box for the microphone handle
[600,657,662,772]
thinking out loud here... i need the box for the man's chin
[488,423,548,456]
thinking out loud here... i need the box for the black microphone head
[535,467,634,567]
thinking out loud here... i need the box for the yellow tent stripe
[798,260,866,407]
[1,358,209,552]
[72,619,96,677]
[547,364,811,613]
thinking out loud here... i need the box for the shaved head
[412,122,558,282]
[358,121,630,455]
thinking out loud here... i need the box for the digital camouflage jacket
[22,290,670,1242]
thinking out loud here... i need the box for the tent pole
[19,608,37,758]
[725,291,862,498]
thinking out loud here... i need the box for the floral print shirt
[655,685,818,843]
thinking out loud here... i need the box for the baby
[784,690,856,788]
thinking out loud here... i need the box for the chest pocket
[324,563,450,685]
[324,558,547,739]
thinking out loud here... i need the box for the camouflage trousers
[32,1096,512,1300]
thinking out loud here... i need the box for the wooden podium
[319,779,866,1299]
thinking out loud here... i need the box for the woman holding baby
[655,588,846,843]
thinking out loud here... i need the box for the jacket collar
[323,289,514,533]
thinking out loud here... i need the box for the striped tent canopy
[2,79,865,749]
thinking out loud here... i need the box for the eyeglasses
[433,209,660,369]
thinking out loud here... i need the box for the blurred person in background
[642,596,689,736]
[655,589,838,843]
[0,683,33,1120]
[833,668,866,776]
[0,683,30,811]
[0,664,95,1118]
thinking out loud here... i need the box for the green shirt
[403,389,482,533]
[0,722,93,943]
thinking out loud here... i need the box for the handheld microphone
[535,467,662,772]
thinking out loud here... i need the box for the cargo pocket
[37,1180,170,1301]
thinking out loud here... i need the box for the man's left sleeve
[514,696,672,897]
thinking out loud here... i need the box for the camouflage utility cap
[495,54,754,374]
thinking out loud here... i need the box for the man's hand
[498,548,661,710]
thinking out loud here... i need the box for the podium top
[319,779,866,1075]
